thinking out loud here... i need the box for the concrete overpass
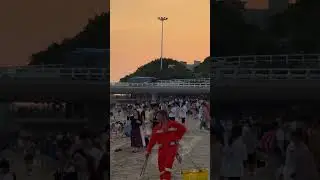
[212,54,320,102]
[0,65,210,126]
[0,66,209,101]
[110,82,209,95]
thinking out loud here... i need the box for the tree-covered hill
[120,58,195,82]
[193,56,211,78]
[29,12,110,66]
[267,0,320,53]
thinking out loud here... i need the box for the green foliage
[29,12,110,65]
[211,0,277,57]
[29,1,320,79]
[211,0,320,56]
[119,58,195,82]
[193,57,211,78]
[268,0,320,53]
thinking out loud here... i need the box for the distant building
[64,48,109,68]
[183,60,202,71]
[168,64,176,69]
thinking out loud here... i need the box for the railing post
[233,69,237,79]
[87,68,90,80]
[288,69,291,79]
[71,68,75,79]
[269,69,272,80]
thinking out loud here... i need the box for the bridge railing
[213,54,320,67]
[111,81,210,88]
[157,78,210,83]
[212,68,320,80]
[0,66,108,80]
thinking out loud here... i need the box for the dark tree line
[31,0,320,80]
[211,0,320,57]
[120,58,195,82]
[29,12,110,66]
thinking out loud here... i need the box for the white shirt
[276,128,285,141]
[175,106,180,118]
[198,107,203,119]
[169,107,176,118]
[89,147,104,170]
[179,105,187,118]
[160,104,166,110]
[220,137,247,177]
[242,126,257,154]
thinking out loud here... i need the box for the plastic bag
[124,124,131,137]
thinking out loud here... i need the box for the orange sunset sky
[110,0,281,81]
[110,0,210,81]
[0,0,289,82]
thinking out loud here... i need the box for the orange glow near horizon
[110,0,210,81]
[245,0,296,9]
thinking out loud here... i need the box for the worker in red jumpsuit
[145,110,187,180]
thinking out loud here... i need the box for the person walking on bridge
[145,110,187,180]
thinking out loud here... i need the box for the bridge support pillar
[151,93,158,101]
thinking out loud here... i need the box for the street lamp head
[158,17,168,21]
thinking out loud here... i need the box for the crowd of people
[0,124,109,180]
[111,96,210,153]
[10,103,66,118]
[211,104,320,180]
[110,96,210,179]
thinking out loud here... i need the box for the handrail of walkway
[0,65,210,86]
[0,66,108,80]
[213,54,320,65]
[157,78,210,83]
[111,82,210,88]
[212,68,320,80]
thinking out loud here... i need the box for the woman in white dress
[283,129,319,180]
[143,107,153,147]
[220,125,247,180]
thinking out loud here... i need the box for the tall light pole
[158,16,168,71]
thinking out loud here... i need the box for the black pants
[181,118,185,124]
[152,121,159,128]
[200,121,208,130]
[229,177,240,180]
[145,137,149,147]
[169,117,175,121]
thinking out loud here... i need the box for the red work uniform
[146,120,187,180]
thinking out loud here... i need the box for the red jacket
[146,120,187,153]
[203,103,211,122]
